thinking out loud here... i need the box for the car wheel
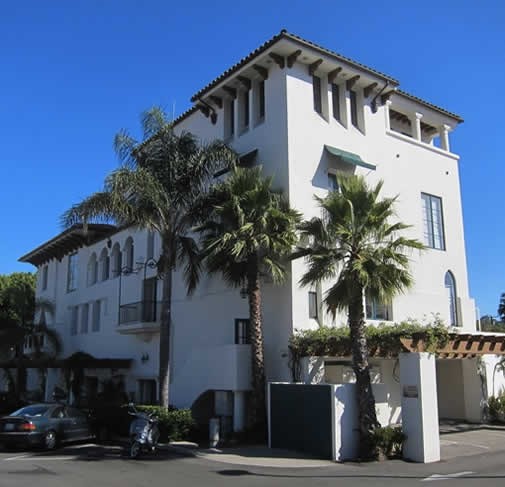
[43,430,57,450]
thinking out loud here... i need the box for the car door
[67,407,90,440]
[49,406,75,441]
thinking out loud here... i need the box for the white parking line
[440,440,490,450]
[422,471,474,482]
[3,454,30,461]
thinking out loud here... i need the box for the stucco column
[399,352,440,463]
[384,100,392,131]
[409,112,423,141]
[233,391,246,432]
[439,124,451,151]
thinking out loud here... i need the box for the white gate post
[399,352,440,463]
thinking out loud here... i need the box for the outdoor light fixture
[141,353,149,364]
[240,287,248,299]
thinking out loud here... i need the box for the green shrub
[371,426,406,459]
[289,318,450,360]
[488,394,505,423]
[137,406,195,442]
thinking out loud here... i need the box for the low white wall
[333,384,359,461]
[301,356,401,426]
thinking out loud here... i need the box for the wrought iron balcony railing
[118,300,159,325]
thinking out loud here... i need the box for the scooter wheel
[130,441,141,459]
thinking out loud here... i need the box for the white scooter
[127,403,160,459]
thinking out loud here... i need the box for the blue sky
[1,1,503,316]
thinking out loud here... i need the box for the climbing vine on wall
[288,318,450,381]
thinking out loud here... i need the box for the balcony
[117,300,161,336]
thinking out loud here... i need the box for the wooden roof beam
[268,52,285,69]
[287,49,302,68]
[364,82,378,98]
[327,67,342,84]
[197,104,210,117]
[252,64,268,80]
[210,95,223,109]
[346,75,360,90]
[237,76,252,90]
[381,90,396,104]
[309,59,323,76]
[222,86,237,99]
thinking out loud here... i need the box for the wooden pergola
[400,333,505,359]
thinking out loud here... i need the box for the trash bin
[209,417,220,448]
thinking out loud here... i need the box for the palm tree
[194,166,301,429]
[293,174,423,458]
[62,107,237,408]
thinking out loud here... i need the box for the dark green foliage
[289,319,450,359]
[371,426,405,459]
[488,394,505,423]
[136,406,195,441]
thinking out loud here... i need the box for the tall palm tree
[62,107,237,408]
[293,174,423,458]
[194,166,301,429]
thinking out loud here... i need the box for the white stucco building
[14,31,503,434]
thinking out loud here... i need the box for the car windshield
[10,405,50,417]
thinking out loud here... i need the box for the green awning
[324,145,376,171]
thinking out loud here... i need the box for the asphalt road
[1,441,505,487]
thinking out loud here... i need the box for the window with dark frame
[258,80,265,120]
[227,98,235,138]
[42,265,48,291]
[350,90,358,128]
[365,294,392,321]
[308,291,318,319]
[313,76,322,114]
[241,90,250,130]
[235,319,250,345]
[81,303,89,334]
[67,253,78,292]
[92,300,101,332]
[445,271,458,327]
[421,193,445,250]
[331,84,341,122]
[328,173,339,192]
[70,306,79,335]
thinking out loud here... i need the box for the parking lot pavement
[440,427,505,460]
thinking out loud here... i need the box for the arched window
[111,243,122,278]
[124,237,135,271]
[87,253,98,286]
[445,271,458,326]
[99,248,110,281]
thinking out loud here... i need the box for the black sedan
[0,403,93,450]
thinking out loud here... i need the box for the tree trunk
[348,288,379,459]
[158,249,173,409]
[247,254,266,431]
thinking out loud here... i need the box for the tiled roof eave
[190,30,398,103]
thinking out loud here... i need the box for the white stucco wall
[22,42,477,415]
[284,62,475,332]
